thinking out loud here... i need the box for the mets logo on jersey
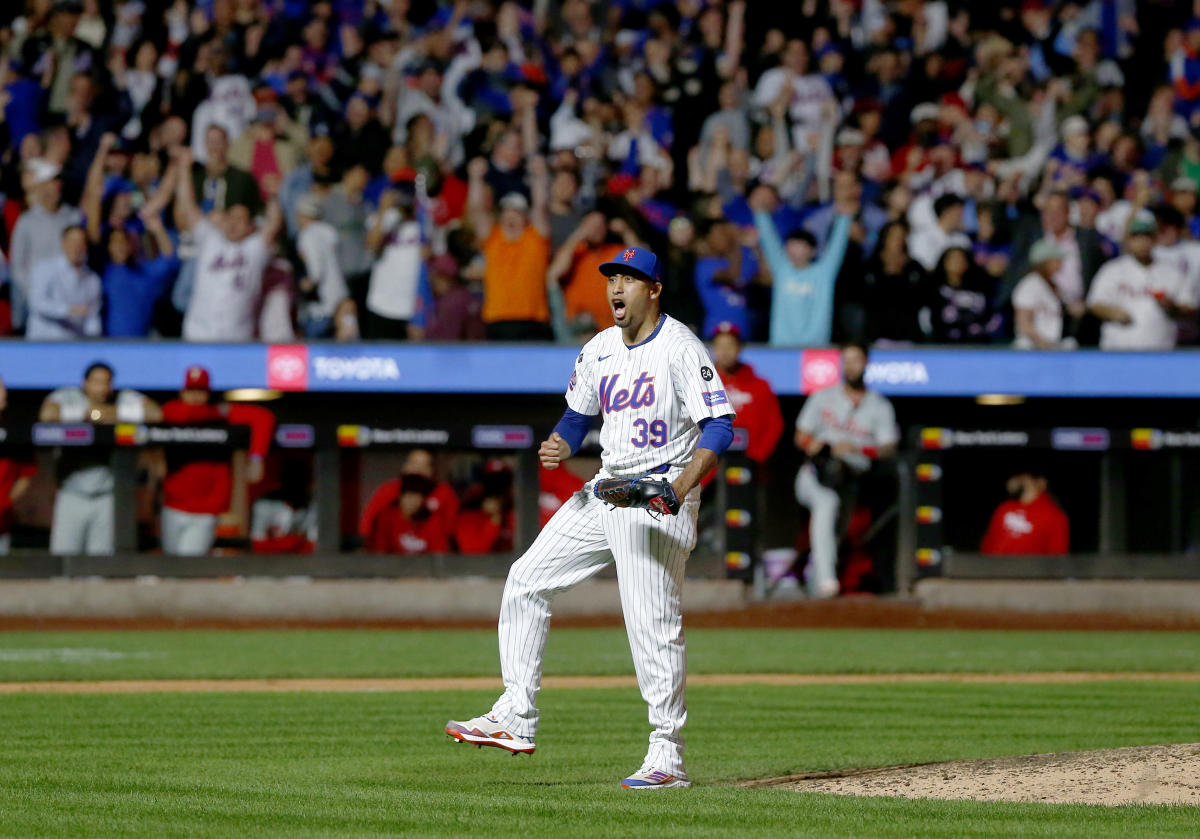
[599,373,655,413]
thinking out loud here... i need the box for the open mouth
[611,299,627,319]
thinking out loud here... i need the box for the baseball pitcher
[446,246,735,790]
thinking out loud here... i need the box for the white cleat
[621,765,691,789]
[445,714,535,755]
[811,579,840,599]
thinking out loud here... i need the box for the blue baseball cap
[598,246,660,283]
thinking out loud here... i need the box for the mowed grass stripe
[2,683,1199,837]
[4,671,1200,694]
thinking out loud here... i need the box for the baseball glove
[592,476,681,516]
[809,445,849,490]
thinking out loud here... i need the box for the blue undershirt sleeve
[552,408,593,455]
[697,415,734,456]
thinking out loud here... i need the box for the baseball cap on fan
[598,246,660,284]
[26,158,61,186]
[183,366,210,391]
[1128,212,1158,236]
[498,192,530,213]
[1029,238,1066,266]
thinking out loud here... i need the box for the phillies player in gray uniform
[794,341,898,598]
[39,362,160,554]
[446,247,735,790]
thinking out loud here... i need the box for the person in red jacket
[359,472,451,554]
[250,458,316,554]
[538,462,585,527]
[711,322,784,464]
[359,448,459,545]
[981,467,1070,556]
[453,459,516,553]
[0,377,35,553]
[160,366,275,555]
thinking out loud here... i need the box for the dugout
[1,342,1199,602]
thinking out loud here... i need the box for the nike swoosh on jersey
[598,354,612,361]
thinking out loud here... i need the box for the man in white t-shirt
[1087,215,1197,350]
[295,196,350,338]
[1152,205,1200,343]
[190,44,255,165]
[173,148,283,341]
[750,38,836,150]
[364,178,425,338]
[908,194,972,271]
[1013,239,1080,350]
[1152,206,1200,295]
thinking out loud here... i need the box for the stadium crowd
[1,0,1200,350]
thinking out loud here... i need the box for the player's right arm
[539,433,571,469]
[466,157,493,241]
[794,392,826,455]
[172,148,202,232]
[542,343,602,469]
[38,398,61,422]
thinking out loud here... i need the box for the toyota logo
[269,354,306,382]
[805,358,840,389]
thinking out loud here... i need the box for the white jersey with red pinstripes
[566,314,736,479]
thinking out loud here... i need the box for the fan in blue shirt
[693,220,762,339]
[754,204,851,347]
[101,218,179,338]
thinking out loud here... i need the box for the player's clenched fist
[539,432,571,469]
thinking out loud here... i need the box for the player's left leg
[605,491,699,785]
[84,493,114,556]
[178,512,217,555]
[447,491,612,754]
[49,490,88,556]
[795,464,840,597]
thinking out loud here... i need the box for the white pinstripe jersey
[566,314,736,479]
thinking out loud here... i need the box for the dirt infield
[3,671,1199,694]
[747,743,1200,806]
[4,598,1200,632]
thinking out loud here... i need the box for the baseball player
[160,367,275,555]
[39,362,160,555]
[794,341,898,598]
[446,246,735,790]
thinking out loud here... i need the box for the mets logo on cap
[599,246,660,282]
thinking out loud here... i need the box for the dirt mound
[747,743,1200,806]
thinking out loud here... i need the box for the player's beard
[845,371,865,390]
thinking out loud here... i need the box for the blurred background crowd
[1,0,1200,350]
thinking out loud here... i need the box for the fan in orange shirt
[548,211,646,334]
[466,155,554,340]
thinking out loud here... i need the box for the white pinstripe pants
[490,473,699,776]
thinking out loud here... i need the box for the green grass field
[1,628,1197,838]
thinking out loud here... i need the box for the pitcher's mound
[746,743,1200,806]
